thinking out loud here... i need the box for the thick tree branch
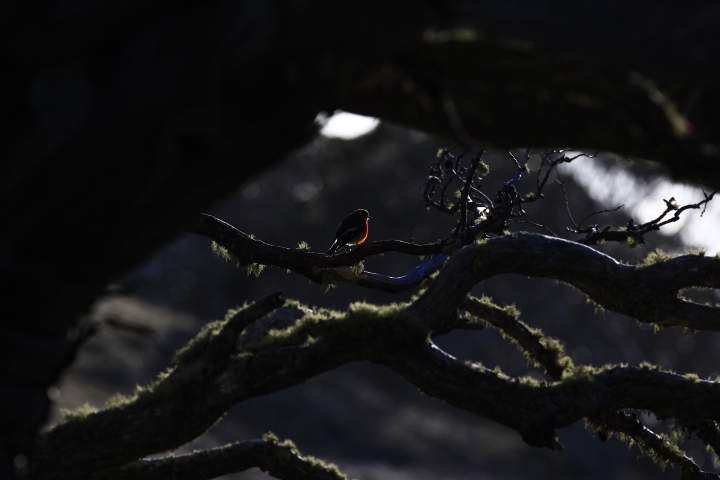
[410,234,720,331]
[92,435,347,480]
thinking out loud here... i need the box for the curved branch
[189,213,447,292]
[379,344,720,450]
[92,435,347,480]
[410,233,720,331]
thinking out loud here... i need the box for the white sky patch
[563,159,720,254]
[320,112,379,139]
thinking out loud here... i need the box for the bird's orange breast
[354,219,369,244]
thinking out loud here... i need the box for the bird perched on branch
[327,209,371,255]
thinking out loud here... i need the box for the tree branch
[312,254,448,293]
[453,151,484,237]
[92,434,347,480]
[462,296,573,380]
[567,190,718,246]
[189,213,448,292]
[588,412,719,480]
[410,234,720,331]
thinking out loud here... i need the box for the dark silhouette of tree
[2,1,720,479]
[28,150,720,480]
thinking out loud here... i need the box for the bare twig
[506,148,531,185]
[507,220,558,237]
[453,151,484,237]
[521,149,597,207]
[556,180,580,230]
[568,190,718,245]
[424,149,648,246]
[576,205,625,229]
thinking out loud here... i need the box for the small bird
[327,209,371,255]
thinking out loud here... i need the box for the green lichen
[466,295,519,322]
[477,161,490,177]
[321,278,335,294]
[351,261,365,275]
[174,318,228,366]
[249,301,415,352]
[211,241,234,262]
[103,390,137,410]
[516,375,542,388]
[261,432,348,479]
[684,247,707,256]
[640,249,677,266]
[464,295,573,378]
[60,403,99,422]
[626,235,642,249]
[247,263,265,277]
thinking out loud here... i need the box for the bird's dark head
[350,209,371,220]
